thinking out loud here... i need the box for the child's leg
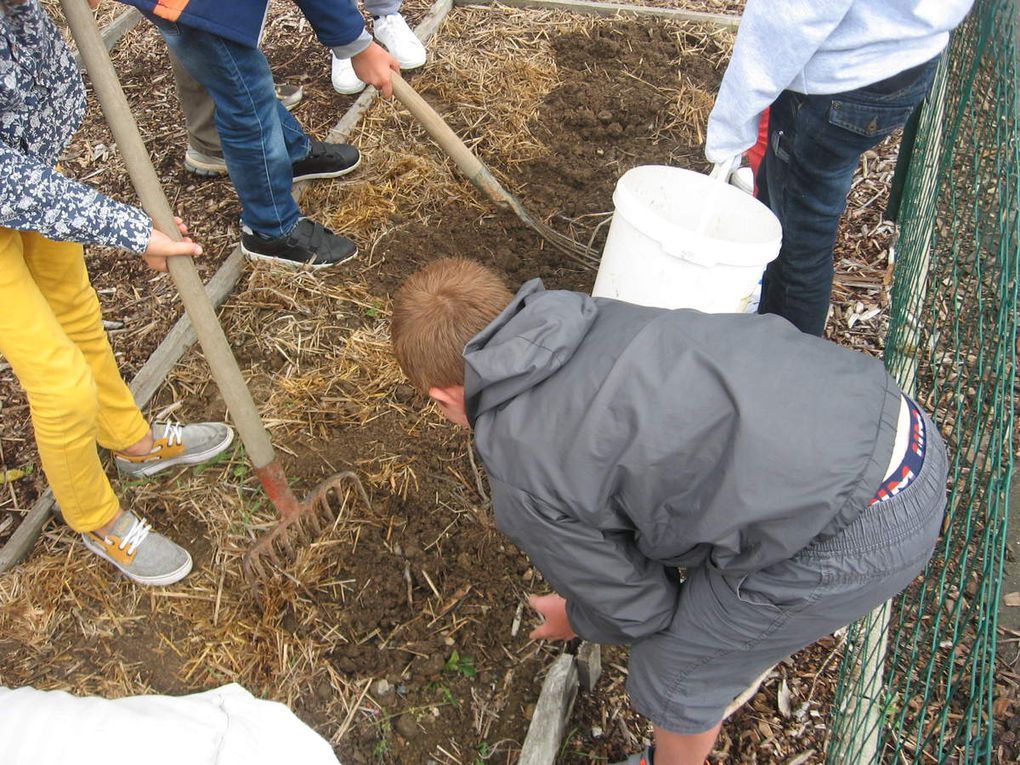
[0,228,132,533]
[20,230,150,456]
[626,416,949,763]
[654,722,721,765]
[149,19,305,239]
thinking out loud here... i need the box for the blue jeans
[149,17,310,238]
[756,57,940,335]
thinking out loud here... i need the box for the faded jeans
[756,56,940,335]
[149,16,310,238]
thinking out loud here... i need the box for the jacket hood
[464,279,598,426]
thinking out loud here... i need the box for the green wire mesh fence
[827,0,1018,762]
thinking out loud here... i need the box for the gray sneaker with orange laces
[114,421,234,478]
[81,511,192,586]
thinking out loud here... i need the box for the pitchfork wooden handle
[390,72,485,177]
[390,71,519,212]
[60,0,277,468]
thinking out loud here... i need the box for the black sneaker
[240,218,358,269]
[291,139,361,182]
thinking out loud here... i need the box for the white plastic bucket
[591,165,782,313]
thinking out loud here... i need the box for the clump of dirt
[363,19,726,305]
[522,23,723,219]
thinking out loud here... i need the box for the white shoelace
[114,517,151,555]
[162,422,184,448]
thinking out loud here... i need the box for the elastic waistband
[805,406,947,557]
[871,396,926,505]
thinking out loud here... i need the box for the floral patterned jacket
[0,1,150,253]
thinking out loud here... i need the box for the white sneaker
[373,14,426,69]
[331,54,366,95]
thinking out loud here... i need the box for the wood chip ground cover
[3,2,1011,764]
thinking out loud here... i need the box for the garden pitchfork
[61,0,369,595]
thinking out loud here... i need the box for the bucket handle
[658,159,737,266]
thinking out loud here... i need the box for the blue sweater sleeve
[291,0,372,58]
[0,145,152,254]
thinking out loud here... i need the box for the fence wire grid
[827,0,1019,762]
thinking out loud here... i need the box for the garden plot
[1,2,909,764]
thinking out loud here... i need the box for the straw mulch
[0,1,961,764]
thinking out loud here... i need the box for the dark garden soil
[5,3,1001,765]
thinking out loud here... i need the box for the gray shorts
[627,408,949,734]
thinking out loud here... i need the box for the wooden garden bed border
[456,0,740,28]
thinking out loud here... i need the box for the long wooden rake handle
[60,0,277,470]
[390,71,535,223]
[390,72,601,270]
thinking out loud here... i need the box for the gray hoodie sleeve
[490,476,681,645]
[705,0,855,162]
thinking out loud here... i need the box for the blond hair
[391,258,514,392]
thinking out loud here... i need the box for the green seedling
[426,679,458,707]
[372,715,393,765]
[1,464,33,483]
[191,448,234,476]
[444,649,477,678]
[558,725,588,762]
[116,474,157,493]
[474,740,494,764]
[230,495,268,533]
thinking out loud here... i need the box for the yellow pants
[0,227,149,533]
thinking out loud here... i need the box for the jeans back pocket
[829,99,920,139]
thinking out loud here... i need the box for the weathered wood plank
[129,246,245,406]
[72,7,143,68]
[576,641,602,691]
[519,653,579,765]
[456,0,741,29]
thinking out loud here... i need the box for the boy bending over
[390,258,947,765]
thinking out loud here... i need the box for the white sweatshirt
[704,0,975,163]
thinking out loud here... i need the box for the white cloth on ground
[0,683,341,765]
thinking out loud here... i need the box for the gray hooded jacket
[465,280,902,646]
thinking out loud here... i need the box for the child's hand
[528,593,577,641]
[142,218,202,272]
[351,42,400,98]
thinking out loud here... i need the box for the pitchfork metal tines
[241,468,372,591]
